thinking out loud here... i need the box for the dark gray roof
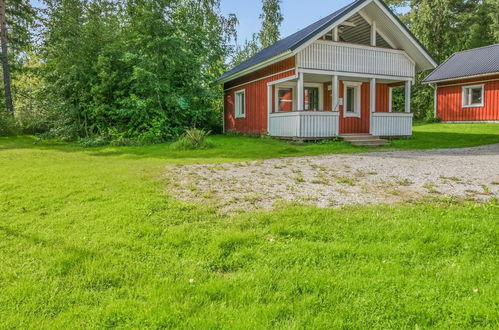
[219,0,364,81]
[423,43,499,83]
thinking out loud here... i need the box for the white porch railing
[371,112,413,136]
[297,41,415,78]
[269,111,339,138]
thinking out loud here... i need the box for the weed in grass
[187,184,198,192]
[295,173,305,183]
[480,184,492,195]
[440,176,462,182]
[354,170,366,178]
[387,189,401,196]
[336,176,357,186]
[396,178,413,186]
[423,182,439,193]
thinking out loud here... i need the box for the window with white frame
[462,84,484,107]
[343,82,361,117]
[235,89,246,118]
[277,87,293,111]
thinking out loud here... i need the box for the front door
[339,81,370,134]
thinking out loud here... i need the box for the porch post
[332,75,339,111]
[267,85,272,134]
[332,27,339,42]
[371,21,377,47]
[297,72,304,111]
[370,78,376,113]
[405,80,411,113]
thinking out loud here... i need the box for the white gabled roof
[219,0,437,84]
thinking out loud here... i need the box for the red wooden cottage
[218,0,437,139]
[423,43,499,122]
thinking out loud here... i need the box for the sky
[220,0,357,46]
[29,0,406,46]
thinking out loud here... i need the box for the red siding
[339,82,370,133]
[337,82,390,134]
[437,75,499,121]
[376,84,390,112]
[224,57,296,134]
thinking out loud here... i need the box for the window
[304,87,319,110]
[343,82,361,117]
[235,89,246,118]
[277,87,293,111]
[462,84,484,107]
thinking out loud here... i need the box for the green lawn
[1,123,498,328]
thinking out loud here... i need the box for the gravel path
[165,144,499,213]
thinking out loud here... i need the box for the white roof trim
[423,71,499,84]
[218,50,293,85]
[292,0,373,54]
[372,0,437,68]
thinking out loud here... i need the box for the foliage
[0,111,18,136]
[258,0,283,48]
[232,0,283,66]
[0,132,498,328]
[171,127,213,150]
[389,0,499,120]
[35,0,236,142]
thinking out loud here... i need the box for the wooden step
[339,134,388,147]
[350,140,388,146]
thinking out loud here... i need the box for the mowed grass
[1,123,498,328]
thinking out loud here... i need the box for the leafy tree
[258,0,283,48]
[39,0,236,142]
[232,0,283,65]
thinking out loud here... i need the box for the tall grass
[171,128,213,150]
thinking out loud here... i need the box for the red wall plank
[224,58,295,134]
[437,76,499,121]
[338,82,390,134]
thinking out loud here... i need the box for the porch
[267,70,414,139]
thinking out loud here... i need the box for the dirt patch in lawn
[165,144,499,213]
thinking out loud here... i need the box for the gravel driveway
[166,144,499,213]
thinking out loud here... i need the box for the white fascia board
[372,0,437,69]
[218,50,294,85]
[422,71,499,85]
[291,0,374,55]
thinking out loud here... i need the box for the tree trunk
[0,0,14,115]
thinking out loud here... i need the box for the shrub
[171,128,212,150]
[0,113,19,137]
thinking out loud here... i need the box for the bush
[0,113,19,136]
[171,128,212,150]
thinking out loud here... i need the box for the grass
[1,123,498,328]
